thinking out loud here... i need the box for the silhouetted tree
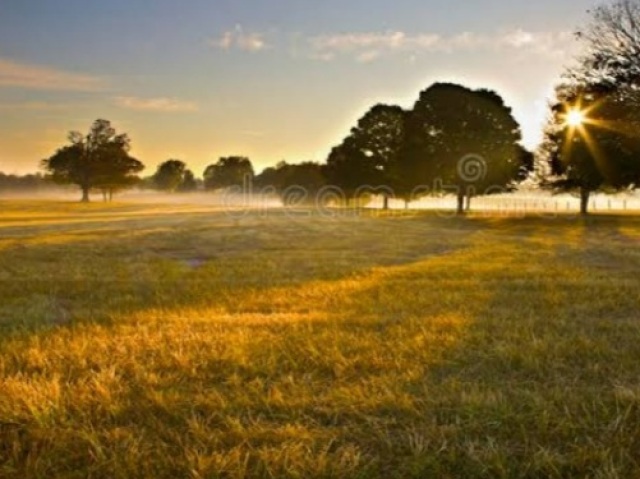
[324,104,406,208]
[153,159,187,192]
[0,173,48,192]
[573,0,640,89]
[204,157,254,191]
[254,161,326,205]
[401,83,529,214]
[541,83,640,215]
[41,119,143,202]
[178,169,198,192]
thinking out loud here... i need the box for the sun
[566,109,586,127]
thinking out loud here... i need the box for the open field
[1,200,640,478]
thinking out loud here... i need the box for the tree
[573,0,640,89]
[401,83,529,214]
[204,157,254,191]
[540,1,640,215]
[324,104,406,208]
[153,159,187,192]
[178,169,198,192]
[254,161,326,205]
[41,119,143,202]
[0,173,48,193]
[542,83,640,215]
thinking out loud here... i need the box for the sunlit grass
[1,201,639,477]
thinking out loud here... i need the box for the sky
[0,0,597,175]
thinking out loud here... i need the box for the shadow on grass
[2,210,640,477]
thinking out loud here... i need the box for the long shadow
[3,213,640,477]
[0,230,496,477]
[377,219,640,477]
[0,209,484,339]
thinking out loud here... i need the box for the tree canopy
[542,83,640,214]
[573,0,640,89]
[204,157,254,191]
[324,104,406,207]
[254,161,326,205]
[41,119,144,202]
[400,83,529,213]
[153,160,188,192]
[178,169,199,192]
[539,1,640,215]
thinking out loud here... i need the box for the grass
[1,200,640,478]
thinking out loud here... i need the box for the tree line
[37,0,640,215]
[37,83,532,215]
[0,173,49,193]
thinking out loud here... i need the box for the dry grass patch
[0,201,639,477]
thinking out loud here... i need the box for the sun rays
[559,95,621,180]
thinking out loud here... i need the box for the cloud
[0,57,105,91]
[310,31,439,54]
[308,29,575,62]
[502,29,536,48]
[114,96,198,112]
[208,25,268,52]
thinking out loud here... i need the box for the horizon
[0,0,595,175]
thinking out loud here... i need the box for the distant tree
[41,119,143,202]
[204,156,254,191]
[0,173,48,193]
[324,104,406,208]
[137,176,156,190]
[401,83,529,214]
[254,161,326,205]
[178,169,198,192]
[573,0,640,89]
[541,83,640,215]
[153,159,187,192]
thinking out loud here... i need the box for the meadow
[0,200,639,478]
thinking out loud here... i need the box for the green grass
[1,200,640,478]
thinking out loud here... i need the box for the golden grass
[1,201,640,478]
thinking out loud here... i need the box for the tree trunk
[81,186,90,203]
[456,191,465,216]
[102,190,107,202]
[580,188,590,216]
[382,194,389,210]
[465,193,472,212]
[109,189,113,202]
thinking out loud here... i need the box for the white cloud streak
[114,96,199,113]
[208,25,268,52]
[308,29,575,62]
[0,57,105,91]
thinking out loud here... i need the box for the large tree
[204,157,254,191]
[541,1,640,215]
[153,159,187,192]
[401,83,529,214]
[324,104,406,208]
[573,0,640,89]
[41,119,143,202]
[542,83,640,215]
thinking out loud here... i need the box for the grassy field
[1,200,639,478]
